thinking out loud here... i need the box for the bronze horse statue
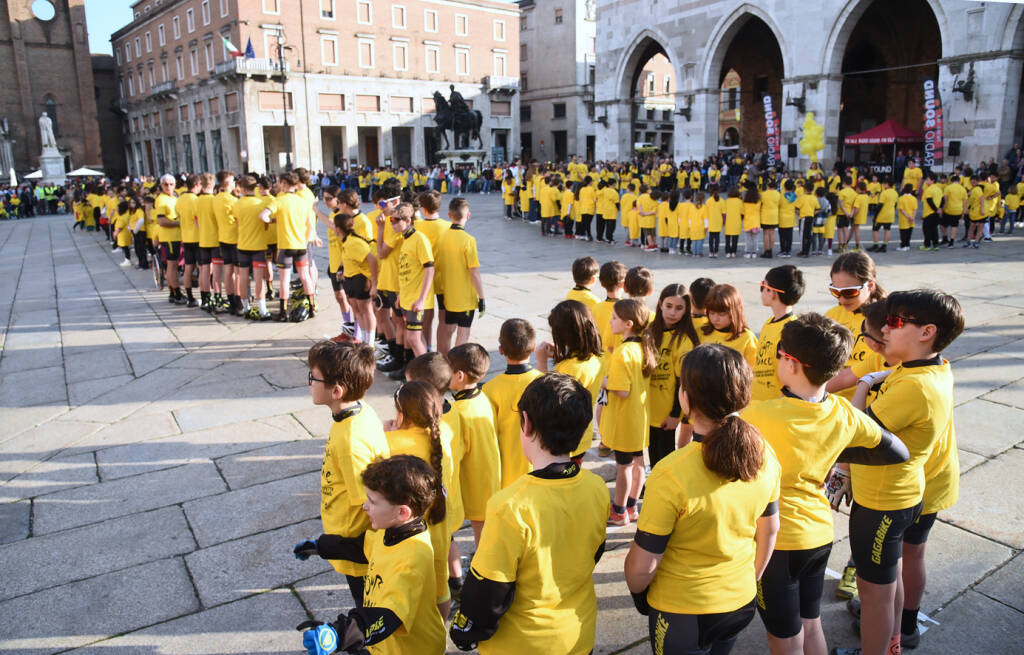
[432,89,483,150]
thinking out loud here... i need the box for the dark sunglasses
[860,321,885,345]
[828,282,868,299]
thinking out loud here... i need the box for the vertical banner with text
[923,79,943,167]
[763,94,781,168]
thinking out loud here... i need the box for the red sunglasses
[776,343,809,367]
[761,281,785,294]
[828,283,867,299]
[886,314,924,330]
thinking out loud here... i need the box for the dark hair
[446,343,490,383]
[449,196,469,218]
[613,299,658,377]
[499,318,536,361]
[668,189,680,211]
[743,185,760,203]
[215,170,234,188]
[236,175,257,192]
[679,344,763,482]
[859,300,888,337]
[779,313,853,386]
[599,260,627,292]
[337,189,360,208]
[333,212,355,237]
[885,289,965,353]
[307,340,375,400]
[727,186,741,199]
[624,266,654,298]
[548,300,603,362]
[394,381,446,524]
[702,284,749,339]
[117,200,129,215]
[651,284,700,352]
[831,252,885,301]
[764,265,806,306]
[405,352,453,395]
[361,455,438,520]
[572,256,599,286]
[689,277,716,310]
[517,373,593,456]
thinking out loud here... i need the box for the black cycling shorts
[277,248,308,267]
[235,249,266,269]
[329,267,343,292]
[872,220,892,232]
[849,501,922,584]
[436,294,446,312]
[941,213,960,228]
[401,307,424,330]
[649,599,756,655]
[198,246,219,265]
[444,309,475,328]
[614,450,644,465]
[378,290,397,310]
[760,224,776,231]
[902,511,938,546]
[160,241,181,262]
[343,274,370,300]
[837,216,851,228]
[756,543,832,638]
[219,242,237,266]
[182,242,199,266]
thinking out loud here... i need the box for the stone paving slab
[0,420,101,484]
[172,387,310,432]
[66,410,180,453]
[0,451,97,503]
[185,518,332,608]
[32,460,226,535]
[216,437,323,490]
[0,506,195,601]
[943,447,1024,548]
[0,557,199,655]
[64,588,306,654]
[0,499,30,545]
[183,471,319,548]
[926,590,1024,655]
[976,551,1024,613]
[0,365,68,407]
[953,398,1024,457]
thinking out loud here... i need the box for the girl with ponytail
[386,380,456,619]
[624,344,781,654]
[600,298,658,526]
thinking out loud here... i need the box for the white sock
[242,298,250,311]
[258,299,267,313]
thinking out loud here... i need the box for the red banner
[923,79,943,167]
[763,95,781,167]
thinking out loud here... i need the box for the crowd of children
[293,246,964,655]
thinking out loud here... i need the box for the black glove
[477,298,486,316]
[293,539,319,561]
[631,588,651,616]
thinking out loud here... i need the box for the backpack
[814,196,832,228]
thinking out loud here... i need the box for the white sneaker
[119,258,131,267]
[827,248,833,256]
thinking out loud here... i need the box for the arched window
[43,96,58,136]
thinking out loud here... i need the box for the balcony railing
[149,80,177,98]
[215,57,289,78]
[484,75,519,96]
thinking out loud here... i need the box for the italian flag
[220,34,242,58]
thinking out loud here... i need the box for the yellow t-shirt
[212,191,238,244]
[578,185,597,214]
[566,286,599,311]
[648,331,696,428]
[760,189,781,226]
[922,183,944,217]
[599,339,649,452]
[361,526,445,655]
[153,193,180,242]
[321,403,390,577]
[657,202,679,238]
[897,194,919,229]
[341,234,373,280]
[234,195,270,252]
[620,193,637,226]
[638,441,781,614]
[876,188,898,223]
[554,355,604,457]
[453,387,501,522]
[196,193,218,248]
[752,314,795,401]
[397,229,434,311]
[435,226,479,312]
[483,366,544,488]
[706,196,725,232]
[377,217,402,293]
[920,414,959,515]
[592,298,620,357]
[598,186,619,220]
[469,464,609,655]
[743,394,881,550]
[413,217,451,257]
[690,203,707,240]
[275,192,311,250]
[702,327,758,368]
[113,211,134,247]
[851,359,954,511]
[540,184,560,219]
[742,201,761,231]
[176,192,199,243]
[853,193,870,225]
[943,183,967,216]
[724,197,743,235]
[636,195,658,229]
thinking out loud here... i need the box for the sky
[85,0,135,55]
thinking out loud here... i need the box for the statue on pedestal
[39,112,57,151]
[432,85,483,150]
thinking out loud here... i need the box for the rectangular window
[220,0,229,18]
[455,14,468,36]
[355,94,380,112]
[393,42,408,71]
[520,44,527,61]
[392,5,406,28]
[205,42,214,70]
[127,75,135,96]
[173,16,180,38]
[521,105,531,122]
[258,91,293,110]
[186,8,195,33]
[555,8,563,24]
[357,1,371,24]
[166,136,177,172]
[137,71,144,92]
[134,37,141,57]
[225,92,239,112]
[176,55,184,80]
[161,60,168,82]
[152,110,160,127]
[263,0,279,15]
[320,0,334,19]
[358,39,374,68]
[491,100,511,116]
[321,35,338,66]
[149,65,155,86]
[116,48,121,65]
[520,73,527,92]
[520,15,527,31]
[211,129,223,170]
[144,31,152,52]
[264,29,280,59]
[318,93,344,111]
[190,48,198,75]
[391,96,413,113]
[425,44,440,73]
[180,105,189,121]
[201,0,210,25]
[125,43,131,62]
[182,134,193,171]
[728,87,737,110]
[422,96,435,113]
[646,72,655,93]
[208,97,219,116]
[424,9,437,32]
[194,100,204,118]
[158,24,165,45]
[494,20,505,41]
[196,132,208,172]
[165,108,175,124]
[455,48,469,76]
[493,53,506,77]
[553,102,566,118]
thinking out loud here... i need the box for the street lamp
[275,28,293,172]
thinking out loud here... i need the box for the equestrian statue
[432,85,483,150]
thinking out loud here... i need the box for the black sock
[185,288,194,301]
[201,291,209,304]
[626,497,637,509]
[902,608,919,634]
[387,339,397,356]
[404,348,414,364]
[279,299,285,313]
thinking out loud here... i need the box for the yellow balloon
[799,112,825,163]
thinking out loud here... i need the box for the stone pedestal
[40,148,66,185]
[436,149,486,171]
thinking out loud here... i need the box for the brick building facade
[112,0,520,176]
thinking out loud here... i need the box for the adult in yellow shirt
[233,175,273,320]
[153,175,185,304]
[625,344,780,654]
[264,171,320,320]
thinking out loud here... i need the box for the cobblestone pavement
[1,198,1022,654]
